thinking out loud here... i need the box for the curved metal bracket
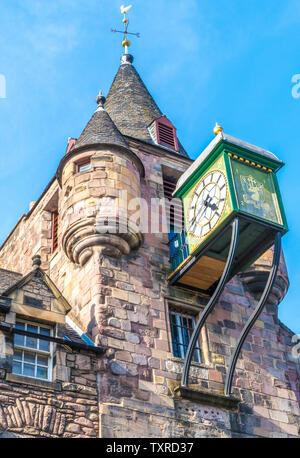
[181,217,240,388]
[224,232,282,396]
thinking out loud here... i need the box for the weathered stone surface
[110,361,127,375]
[62,383,97,396]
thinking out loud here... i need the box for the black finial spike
[95,90,106,108]
[32,254,41,269]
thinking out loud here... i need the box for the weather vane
[111,5,140,54]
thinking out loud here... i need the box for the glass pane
[40,327,50,336]
[37,355,48,366]
[170,313,177,324]
[182,324,189,348]
[169,311,200,361]
[14,334,25,347]
[25,336,38,349]
[12,361,22,375]
[192,349,200,363]
[23,364,35,377]
[37,366,48,380]
[15,322,25,330]
[27,324,38,334]
[24,351,36,364]
[79,163,90,172]
[39,339,49,352]
[13,349,22,361]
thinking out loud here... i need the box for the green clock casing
[168,133,288,292]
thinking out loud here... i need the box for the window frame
[168,308,201,363]
[76,159,91,173]
[165,297,210,366]
[12,319,53,382]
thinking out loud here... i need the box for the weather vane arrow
[111,5,140,54]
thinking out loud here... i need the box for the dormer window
[148,116,179,152]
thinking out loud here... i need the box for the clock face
[188,170,227,238]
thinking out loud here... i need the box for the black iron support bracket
[181,217,240,388]
[224,231,282,396]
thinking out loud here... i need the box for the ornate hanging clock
[168,127,288,293]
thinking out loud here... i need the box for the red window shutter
[156,117,179,152]
[162,178,184,231]
[52,211,58,253]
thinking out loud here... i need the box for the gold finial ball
[122,39,131,47]
[123,18,128,23]
[213,123,223,136]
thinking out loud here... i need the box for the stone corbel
[62,216,143,265]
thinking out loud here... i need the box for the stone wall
[0,350,99,438]
[0,138,298,438]
[0,268,101,438]
[0,179,59,275]
[92,252,299,438]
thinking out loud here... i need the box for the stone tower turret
[57,91,144,267]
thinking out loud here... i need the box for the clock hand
[196,201,209,222]
[206,202,218,211]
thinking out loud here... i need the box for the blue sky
[0,0,299,333]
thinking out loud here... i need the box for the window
[169,309,201,363]
[148,116,179,152]
[12,320,53,381]
[163,175,189,272]
[76,160,91,173]
[162,176,184,232]
[157,121,177,150]
[51,211,58,253]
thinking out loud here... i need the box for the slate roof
[0,268,22,295]
[65,324,86,344]
[75,106,129,150]
[105,56,189,158]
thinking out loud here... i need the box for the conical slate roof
[75,104,129,150]
[105,55,188,158]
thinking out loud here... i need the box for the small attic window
[157,122,176,150]
[149,116,179,152]
[76,159,91,173]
